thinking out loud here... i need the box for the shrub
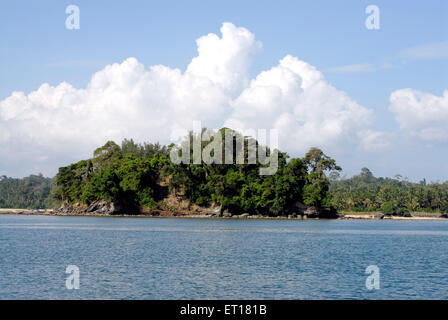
[381,201,411,217]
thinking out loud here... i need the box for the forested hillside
[330,168,448,215]
[0,174,53,209]
[52,129,340,217]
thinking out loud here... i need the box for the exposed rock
[288,202,339,219]
[289,202,308,215]
[53,196,338,218]
[304,206,319,218]
[204,205,223,216]
[222,210,232,217]
[55,200,125,215]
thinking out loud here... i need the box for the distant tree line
[330,168,448,216]
[0,174,53,209]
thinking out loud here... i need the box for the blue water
[1,215,448,299]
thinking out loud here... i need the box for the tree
[302,148,341,213]
[304,147,342,178]
[93,141,122,169]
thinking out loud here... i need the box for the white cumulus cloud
[224,55,373,154]
[389,89,448,142]
[358,130,393,152]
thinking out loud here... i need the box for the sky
[0,0,447,181]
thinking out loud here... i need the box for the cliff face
[56,200,125,215]
[54,197,338,218]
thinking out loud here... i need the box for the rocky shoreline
[1,207,447,220]
[46,200,325,219]
[30,199,332,219]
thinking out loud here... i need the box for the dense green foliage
[52,129,339,216]
[330,168,448,216]
[0,174,53,209]
[5,132,445,217]
[52,139,169,211]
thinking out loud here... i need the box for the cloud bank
[389,89,448,142]
[2,22,444,177]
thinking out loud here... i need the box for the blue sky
[0,0,447,180]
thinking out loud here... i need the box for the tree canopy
[330,169,448,216]
[0,174,53,209]
[51,130,339,216]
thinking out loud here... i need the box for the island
[1,128,447,220]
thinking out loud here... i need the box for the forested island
[51,128,340,218]
[1,128,448,218]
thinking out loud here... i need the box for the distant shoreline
[1,209,447,221]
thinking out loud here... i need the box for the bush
[381,201,411,217]
[380,202,395,215]
[440,203,448,214]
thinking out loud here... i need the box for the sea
[1,215,447,299]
